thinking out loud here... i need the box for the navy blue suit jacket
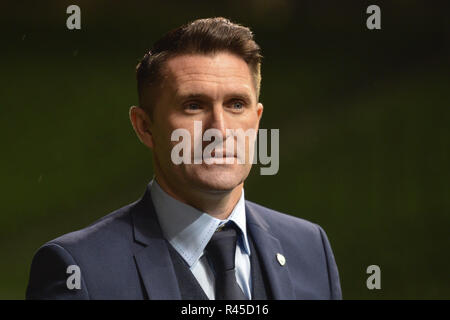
[26,183,342,299]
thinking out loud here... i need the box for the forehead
[163,52,255,97]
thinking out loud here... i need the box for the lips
[208,150,236,158]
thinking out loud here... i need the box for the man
[26,17,342,300]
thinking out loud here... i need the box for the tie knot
[205,223,238,273]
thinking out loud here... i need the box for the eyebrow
[176,92,253,103]
[177,93,210,101]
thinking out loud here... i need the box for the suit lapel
[246,203,296,300]
[130,183,296,300]
[131,185,182,300]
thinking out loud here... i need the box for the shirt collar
[150,179,251,268]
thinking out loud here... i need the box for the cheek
[167,118,198,140]
[234,113,260,131]
[166,111,196,130]
[151,122,175,153]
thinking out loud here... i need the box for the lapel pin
[276,253,286,266]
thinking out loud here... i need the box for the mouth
[207,150,236,158]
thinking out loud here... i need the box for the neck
[154,175,243,221]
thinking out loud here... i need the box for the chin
[189,165,248,193]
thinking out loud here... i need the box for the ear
[256,102,263,125]
[129,106,154,149]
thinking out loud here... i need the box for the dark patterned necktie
[204,223,247,300]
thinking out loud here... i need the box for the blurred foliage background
[0,0,449,299]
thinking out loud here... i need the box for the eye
[184,102,202,112]
[229,100,245,111]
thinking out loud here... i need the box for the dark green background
[1,1,449,299]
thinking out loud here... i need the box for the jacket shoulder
[245,200,342,299]
[41,200,138,256]
[26,200,144,299]
[245,200,321,236]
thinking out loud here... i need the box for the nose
[205,104,227,138]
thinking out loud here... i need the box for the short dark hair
[136,17,263,118]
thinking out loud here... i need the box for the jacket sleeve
[317,225,343,300]
[26,243,89,300]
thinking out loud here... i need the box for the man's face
[147,51,263,194]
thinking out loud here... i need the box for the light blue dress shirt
[150,179,252,300]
